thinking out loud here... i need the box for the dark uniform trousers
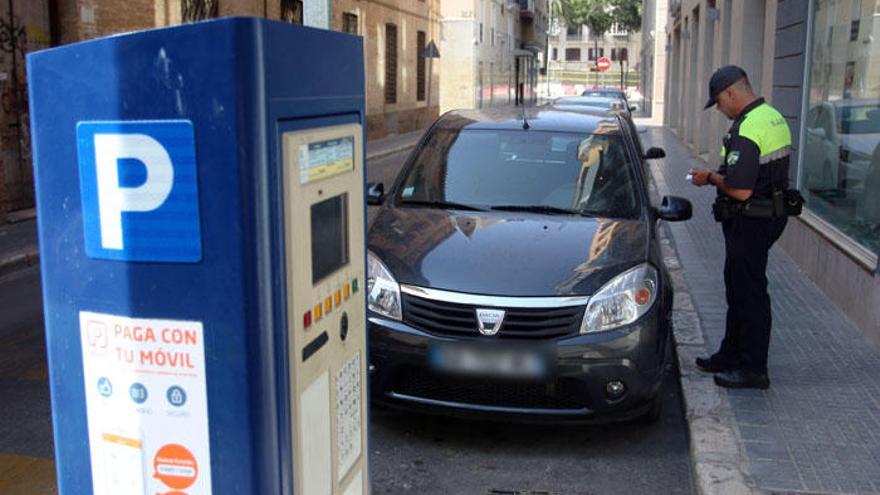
[713,97,792,375]
[719,215,787,374]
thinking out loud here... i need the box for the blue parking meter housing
[29,18,368,494]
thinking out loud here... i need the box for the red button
[303,311,312,329]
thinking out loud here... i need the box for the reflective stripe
[739,103,792,157]
[759,145,791,165]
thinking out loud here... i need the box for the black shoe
[713,369,770,390]
[695,355,732,373]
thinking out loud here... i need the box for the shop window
[800,0,880,254]
[385,24,398,104]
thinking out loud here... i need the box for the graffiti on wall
[0,1,50,212]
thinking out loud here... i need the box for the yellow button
[334,290,342,306]
[325,297,332,314]
[343,284,351,299]
[314,303,322,321]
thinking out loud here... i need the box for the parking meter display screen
[311,193,349,283]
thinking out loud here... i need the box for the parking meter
[28,18,368,494]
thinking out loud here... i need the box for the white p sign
[77,121,202,262]
[94,134,174,250]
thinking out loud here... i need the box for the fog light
[605,380,626,399]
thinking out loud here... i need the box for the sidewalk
[642,123,880,495]
[0,129,426,279]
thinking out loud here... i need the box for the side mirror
[367,182,385,205]
[657,195,692,222]
[644,147,666,159]
[629,105,638,112]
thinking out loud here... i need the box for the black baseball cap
[704,65,747,109]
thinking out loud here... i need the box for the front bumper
[368,304,670,422]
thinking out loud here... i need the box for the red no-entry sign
[596,57,611,72]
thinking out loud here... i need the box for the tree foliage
[557,0,642,35]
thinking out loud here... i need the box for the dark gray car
[366,108,690,423]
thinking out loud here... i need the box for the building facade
[545,21,642,98]
[0,0,438,222]
[658,0,880,342]
[439,0,548,113]
[639,0,667,119]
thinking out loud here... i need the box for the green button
[352,278,359,293]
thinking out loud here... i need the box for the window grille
[343,13,359,34]
[417,30,426,101]
[182,0,218,22]
[385,23,398,104]
[281,0,303,24]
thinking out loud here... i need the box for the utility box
[28,18,368,495]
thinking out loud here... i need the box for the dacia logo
[77,121,202,262]
[476,308,505,336]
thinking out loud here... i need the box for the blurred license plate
[429,343,549,379]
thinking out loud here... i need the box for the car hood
[368,207,648,297]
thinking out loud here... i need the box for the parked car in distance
[365,108,689,423]
[804,99,880,196]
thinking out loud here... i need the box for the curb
[648,172,759,495]
[0,247,40,278]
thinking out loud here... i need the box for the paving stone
[644,126,880,495]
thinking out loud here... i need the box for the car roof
[582,89,626,96]
[434,108,623,135]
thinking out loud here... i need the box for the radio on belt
[28,18,369,495]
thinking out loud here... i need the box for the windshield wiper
[399,199,487,212]
[489,204,584,216]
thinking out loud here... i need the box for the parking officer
[688,65,791,389]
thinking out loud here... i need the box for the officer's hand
[689,168,711,186]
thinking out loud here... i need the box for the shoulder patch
[726,151,740,166]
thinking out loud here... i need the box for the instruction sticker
[79,311,212,495]
[299,136,354,184]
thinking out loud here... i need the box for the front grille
[401,293,584,339]
[392,366,590,410]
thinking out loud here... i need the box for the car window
[837,104,880,135]
[397,128,640,218]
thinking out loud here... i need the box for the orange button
[334,290,342,306]
[343,284,351,299]
[324,297,332,314]
[314,303,322,321]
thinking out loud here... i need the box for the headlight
[580,263,659,334]
[367,250,402,320]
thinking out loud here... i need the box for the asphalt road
[0,148,695,494]
[365,149,695,495]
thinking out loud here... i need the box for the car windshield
[397,128,640,218]
[837,104,880,134]
[583,90,625,99]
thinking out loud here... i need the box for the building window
[565,48,580,61]
[281,0,303,24]
[385,23,398,104]
[588,48,594,60]
[799,0,880,254]
[417,30,426,101]
[551,47,558,60]
[611,48,618,61]
[182,0,218,22]
[342,12,358,34]
[480,23,483,43]
[620,48,628,62]
[491,27,495,46]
